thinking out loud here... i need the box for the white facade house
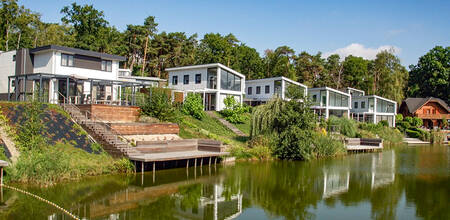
[0,45,155,105]
[308,87,351,119]
[166,63,245,111]
[244,76,307,106]
[346,87,397,127]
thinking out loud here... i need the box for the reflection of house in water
[174,184,242,220]
[322,169,350,199]
[370,150,396,189]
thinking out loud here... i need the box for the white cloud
[322,43,401,60]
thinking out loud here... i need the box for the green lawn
[178,113,248,147]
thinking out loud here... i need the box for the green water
[0,145,448,220]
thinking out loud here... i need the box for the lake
[0,144,448,220]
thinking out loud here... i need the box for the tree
[408,46,449,103]
[370,50,408,103]
[341,55,372,93]
[324,54,344,89]
[0,0,19,51]
[294,52,325,87]
[60,2,109,51]
[263,46,296,79]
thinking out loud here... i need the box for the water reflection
[0,146,448,220]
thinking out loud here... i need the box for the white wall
[54,52,118,80]
[168,68,208,91]
[245,79,276,100]
[218,93,241,111]
[0,51,16,93]
[33,51,53,73]
[350,96,370,113]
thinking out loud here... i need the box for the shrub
[430,130,444,144]
[396,121,410,132]
[395,114,403,122]
[378,120,389,127]
[327,116,358,138]
[404,116,414,125]
[220,96,250,124]
[140,88,177,122]
[412,117,423,127]
[182,93,205,120]
[406,129,421,138]
[16,101,48,151]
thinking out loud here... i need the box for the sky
[19,0,450,67]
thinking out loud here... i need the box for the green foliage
[430,130,444,144]
[15,101,48,151]
[220,96,250,124]
[182,93,205,120]
[395,114,403,122]
[411,117,423,127]
[404,116,414,124]
[378,120,389,127]
[140,88,177,122]
[359,122,403,144]
[6,142,133,185]
[327,116,358,138]
[405,129,421,139]
[408,46,449,103]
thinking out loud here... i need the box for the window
[265,85,270,94]
[432,109,436,114]
[12,55,16,61]
[274,80,282,95]
[312,95,317,102]
[220,68,241,91]
[248,87,252,95]
[101,60,112,71]
[172,76,178,85]
[361,101,366,108]
[256,86,261,94]
[61,54,74,67]
[183,75,189,84]
[354,101,358,109]
[195,74,201,84]
[207,68,217,89]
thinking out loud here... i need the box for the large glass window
[265,85,270,94]
[328,91,349,107]
[207,68,217,89]
[274,80,282,96]
[376,99,395,113]
[361,101,366,108]
[195,74,201,84]
[256,86,261,94]
[368,98,374,111]
[183,75,189,84]
[320,90,327,106]
[354,101,358,109]
[248,87,252,95]
[219,68,241,91]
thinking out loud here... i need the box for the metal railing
[58,92,131,149]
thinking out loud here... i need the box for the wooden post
[141,161,144,173]
[214,157,217,165]
[209,156,212,167]
[153,162,155,173]
[153,162,156,183]
[194,158,197,168]
[134,161,136,173]
[186,159,189,169]
[200,158,203,167]
[0,167,3,186]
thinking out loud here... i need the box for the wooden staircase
[61,103,139,157]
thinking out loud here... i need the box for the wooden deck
[128,139,229,172]
[346,138,383,152]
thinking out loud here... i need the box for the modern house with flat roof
[244,76,307,106]
[308,87,351,119]
[166,63,245,111]
[0,45,153,105]
[345,87,397,127]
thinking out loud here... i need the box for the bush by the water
[182,93,205,120]
[359,122,403,144]
[140,88,177,122]
[327,116,358,138]
[220,96,250,124]
[250,98,345,160]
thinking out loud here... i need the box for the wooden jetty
[129,139,229,173]
[0,160,8,185]
[345,138,383,153]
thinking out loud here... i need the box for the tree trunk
[33,34,38,48]
[5,22,10,51]
[141,36,149,77]
[337,64,343,89]
[16,31,21,50]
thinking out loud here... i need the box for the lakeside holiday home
[244,76,307,106]
[399,97,449,129]
[0,45,163,105]
[166,63,245,111]
[308,87,351,119]
[346,87,397,127]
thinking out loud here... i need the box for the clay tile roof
[403,97,450,113]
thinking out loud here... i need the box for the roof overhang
[29,45,126,61]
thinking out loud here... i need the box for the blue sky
[20,0,450,67]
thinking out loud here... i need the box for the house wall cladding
[76,104,140,122]
[109,123,179,135]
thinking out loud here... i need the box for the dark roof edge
[29,45,126,61]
